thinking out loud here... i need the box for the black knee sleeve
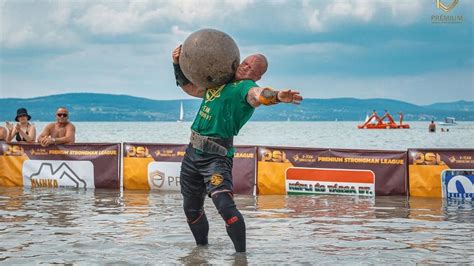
[212,192,246,252]
[183,196,208,246]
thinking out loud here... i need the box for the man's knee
[183,196,205,224]
[211,191,242,225]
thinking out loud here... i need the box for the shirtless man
[0,126,7,141]
[37,107,76,147]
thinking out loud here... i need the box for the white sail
[177,102,184,122]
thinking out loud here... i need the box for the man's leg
[201,154,246,252]
[183,194,208,246]
[180,145,208,246]
[211,191,246,252]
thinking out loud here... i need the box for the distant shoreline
[2,93,473,121]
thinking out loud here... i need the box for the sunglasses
[57,113,68,117]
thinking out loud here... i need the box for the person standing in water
[172,45,302,252]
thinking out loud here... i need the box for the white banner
[22,160,95,188]
[147,162,181,191]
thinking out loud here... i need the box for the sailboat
[177,101,184,122]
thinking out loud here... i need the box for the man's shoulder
[227,79,257,89]
[233,79,257,85]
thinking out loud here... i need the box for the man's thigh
[180,146,206,198]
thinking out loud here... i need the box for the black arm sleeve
[173,63,190,87]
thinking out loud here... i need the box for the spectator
[5,108,36,143]
[429,120,436,133]
[37,107,76,147]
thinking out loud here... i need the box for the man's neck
[56,122,68,127]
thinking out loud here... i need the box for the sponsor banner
[408,149,474,197]
[0,143,120,188]
[257,146,406,196]
[441,170,473,200]
[286,168,375,196]
[123,143,256,195]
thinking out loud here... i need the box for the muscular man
[37,107,76,147]
[172,45,302,252]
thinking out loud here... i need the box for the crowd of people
[0,107,76,146]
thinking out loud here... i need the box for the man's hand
[40,137,54,147]
[172,45,182,64]
[278,89,303,105]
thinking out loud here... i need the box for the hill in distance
[1,93,473,121]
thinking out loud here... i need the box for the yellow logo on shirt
[205,85,225,103]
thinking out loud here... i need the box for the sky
[0,0,473,105]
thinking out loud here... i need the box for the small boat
[177,102,184,122]
[438,117,457,126]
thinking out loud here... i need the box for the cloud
[0,0,433,49]
[303,0,427,32]
[265,69,474,104]
[0,0,472,104]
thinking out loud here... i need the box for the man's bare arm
[246,87,303,108]
[37,123,53,142]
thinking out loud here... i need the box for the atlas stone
[179,28,240,88]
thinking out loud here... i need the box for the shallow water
[0,187,473,264]
[2,122,473,263]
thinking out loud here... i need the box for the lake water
[1,121,473,264]
[31,121,474,149]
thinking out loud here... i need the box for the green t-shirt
[191,80,257,155]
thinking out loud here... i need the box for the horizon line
[1,92,472,106]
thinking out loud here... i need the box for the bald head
[235,54,268,82]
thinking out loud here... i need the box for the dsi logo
[261,149,289,163]
[441,170,473,199]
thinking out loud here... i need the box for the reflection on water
[0,187,473,264]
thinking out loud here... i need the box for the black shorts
[180,144,234,198]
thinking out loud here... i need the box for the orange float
[358,111,410,129]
